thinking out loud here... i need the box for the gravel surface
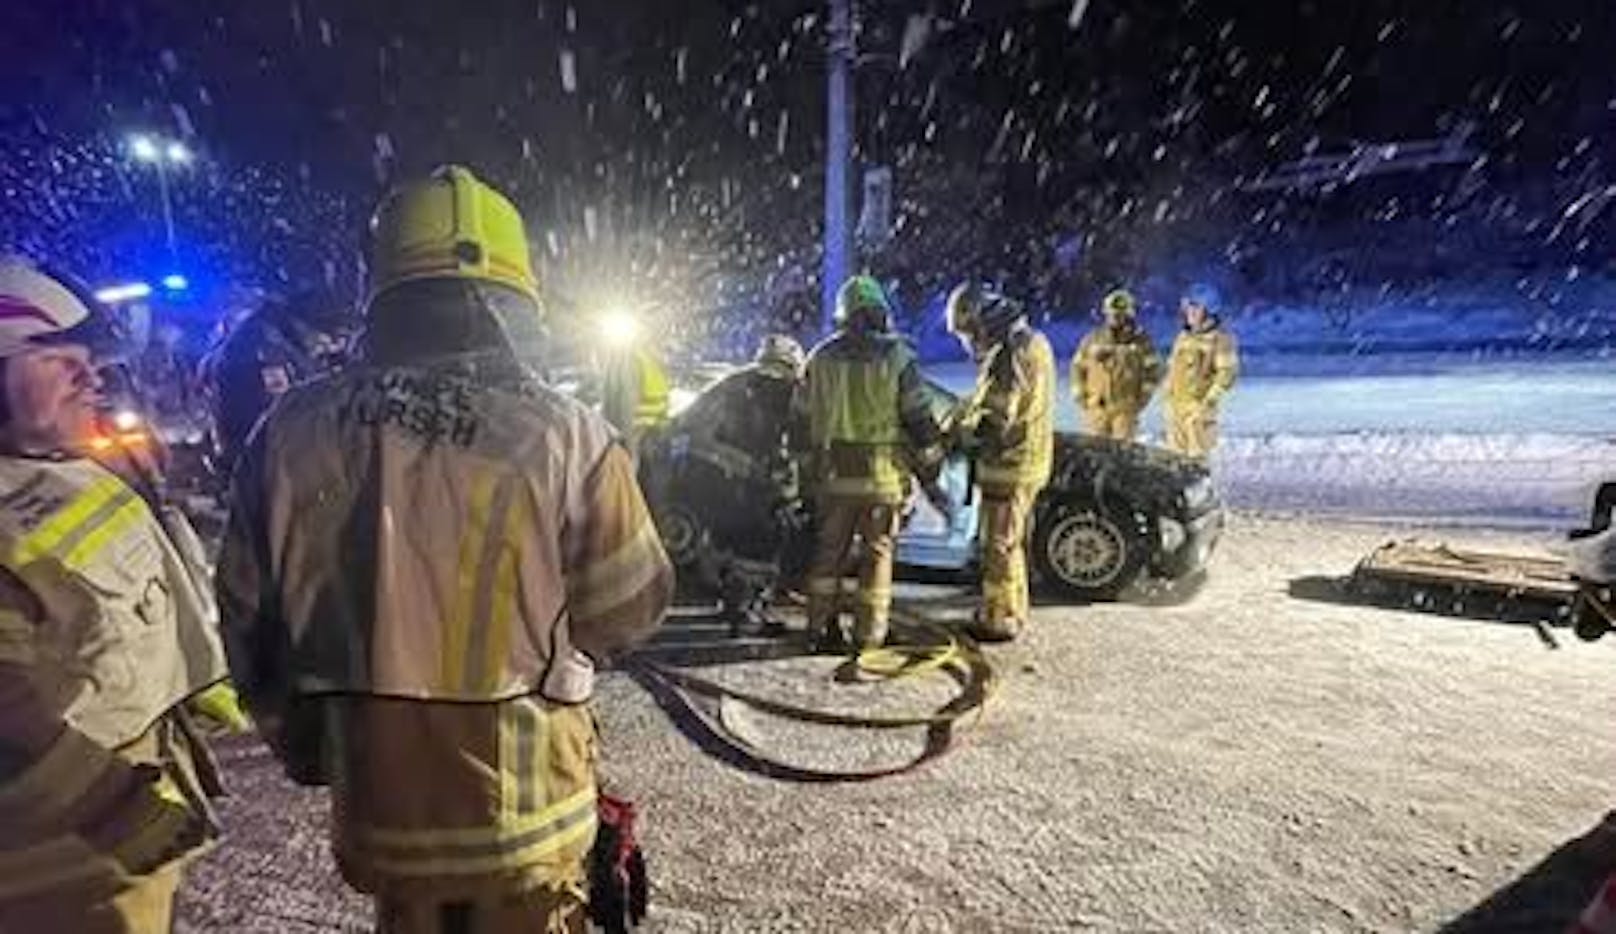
[178,513,1616,932]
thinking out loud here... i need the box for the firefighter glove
[589,794,649,933]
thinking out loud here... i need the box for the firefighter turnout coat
[801,331,938,505]
[0,456,228,910]
[1165,321,1239,459]
[218,363,673,901]
[1072,321,1161,439]
[959,323,1057,497]
[956,323,1057,634]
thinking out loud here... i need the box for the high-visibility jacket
[801,331,940,504]
[602,348,670,436]
[960,324,1057,495]
[0,457,227,904]
[1073,322,1162,414]
[218,361,673,898]
[1166,322,1239,410]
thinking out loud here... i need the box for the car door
[896,453,979,569]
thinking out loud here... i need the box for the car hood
[1048,432,1214,514]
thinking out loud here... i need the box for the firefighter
[599,320,671,455]
[209,288,354,473]
[217,166,674,933]
[947,283,1056,642]
[1072,288,1162,441]
[0,260,231,933]
[801,276,942,652]
[1165,283,1240,460]
[685,333,807,634]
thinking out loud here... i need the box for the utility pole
[154,159,177,265]
[821,0,855,335]
[129,134,191,270]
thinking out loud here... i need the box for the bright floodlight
[111,410,142,432]
[598,309,641,347]
[166,142,190,164]
[161,274,189,291]
[129,135,160,162]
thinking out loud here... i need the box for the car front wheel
[655,504,707,570]
[1032,500,1149,601]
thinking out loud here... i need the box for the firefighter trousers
[0,715,215,934]
[376,883,588,934]
[1082,407,1141,441]
[0,862,182,934]
[806,498,900,649]
[978,486,1039,639]
[1166,402,1220,460]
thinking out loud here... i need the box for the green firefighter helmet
[1102,289,1137,319]
[833,275,893,332]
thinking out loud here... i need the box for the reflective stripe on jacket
[802,331,937,503]
[603,349,670,434]
[962,326,1057,494]
[0,457,225,749]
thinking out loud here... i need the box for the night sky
[0,1,1610,347]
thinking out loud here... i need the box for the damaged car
[641,368,1225,601]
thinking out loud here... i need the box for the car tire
[655,504,707,570]
[1032,499,1150,601]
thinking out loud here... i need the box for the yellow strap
[855,639,961,681]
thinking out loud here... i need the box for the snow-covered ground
[179,516,1616,933]
[928,355,1616,524]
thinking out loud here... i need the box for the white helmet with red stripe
[0,259,112,359]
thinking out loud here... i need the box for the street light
[822,0,856,336]
[129,135,160,162]
[127,133,192,265]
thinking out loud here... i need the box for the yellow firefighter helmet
[366,165,539,309]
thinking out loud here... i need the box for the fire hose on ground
[626,609,999,783]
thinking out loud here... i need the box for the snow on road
[180,515,1616,933]
[929,355,1616,523]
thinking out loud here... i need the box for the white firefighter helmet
[754,333,805,376]
[0,260,117,359]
